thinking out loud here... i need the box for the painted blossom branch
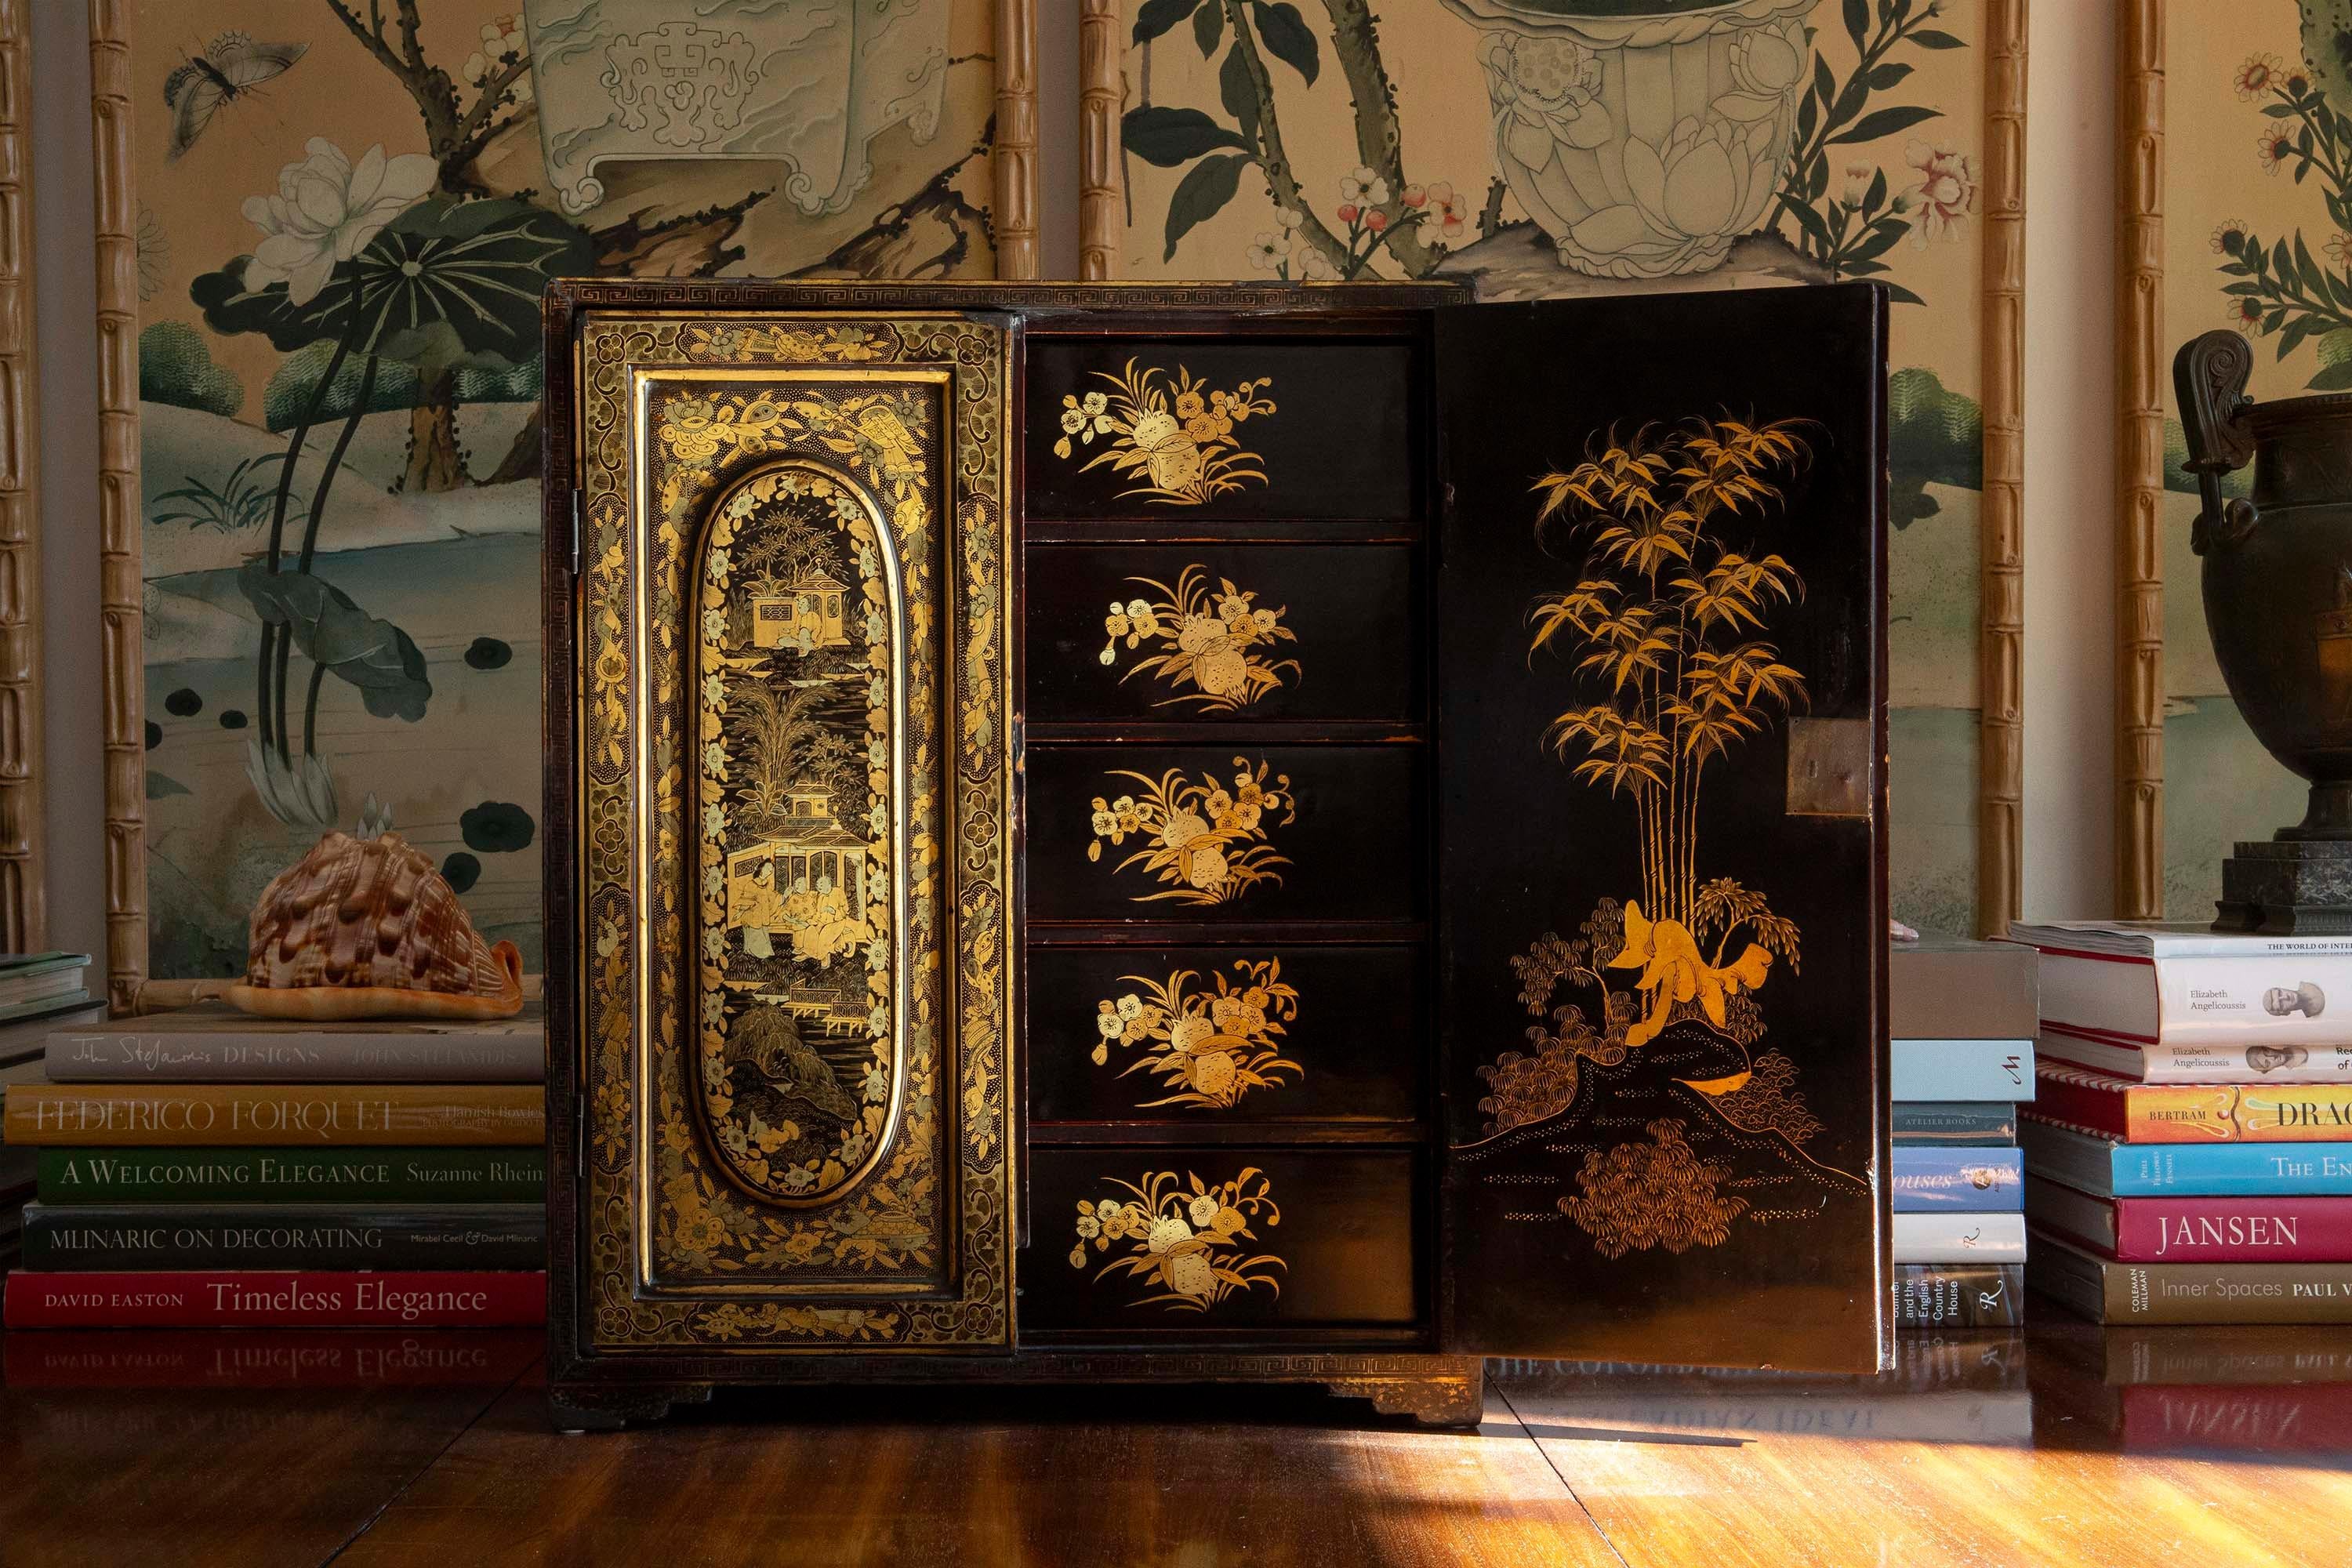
[1319,0,1436,276]
[1217,0,1353,278]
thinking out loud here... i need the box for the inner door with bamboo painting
[1435,284,1888,1367]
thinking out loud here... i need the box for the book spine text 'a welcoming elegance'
[34,1146,546,1205]
[1,1084,543,1145]
[1,1270,546,1328]
[17,1203,546,1272]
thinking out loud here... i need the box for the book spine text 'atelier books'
[2,1269,547,1328]
[1891,1102,2017,1146]
[1889,1264,2024,1327]
[1,1084,544,1145]
[42,1025,544,1083]
[17,1203,546,1272]
[2027,1233,2352,1323]
[34,1147,546,1205]
[2034,1066,2352,1143]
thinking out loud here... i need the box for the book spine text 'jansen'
[2,1084,544,1145]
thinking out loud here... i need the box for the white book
[1891,1210,2026,1264]
[42,1005,545,1083]
[2008,924,2352,1056]
[2038,1026,2352,1085]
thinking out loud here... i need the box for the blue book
[2020,1116,2352,1197]
[1890,1039,2036,1102]
[1891,1147,2024,1212]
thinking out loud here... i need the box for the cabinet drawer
[1025,544,1419,724]
[1024,745,1423,924]
[1022,1149,1421,1330]
[1025,339,1417,522]
[1026,944,1423,1123]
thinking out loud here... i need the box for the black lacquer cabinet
[541,279,1892,1429]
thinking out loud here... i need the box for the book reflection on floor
[1,1327,543,1390]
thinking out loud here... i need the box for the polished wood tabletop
[2,1314,2349,1566]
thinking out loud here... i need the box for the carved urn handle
[2172,329,2260,554]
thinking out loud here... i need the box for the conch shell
[223,829,524,1020]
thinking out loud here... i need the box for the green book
[35,1146,546,1206]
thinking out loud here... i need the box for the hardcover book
[34,1146,546,1206]
[2021,1115,2352,1197]
[1,1269,546,1329]
[0,1329,541,1390]
[2010,922,2352,1065]
[1889,938,2038,1040]
[1891,1211,2026,1264]
[2040,1025,2352,1086]
[1891,1102,2017,1146]
[1890,1263,2024,1329]
[16,1202,546,1272]
[1,1083,544,1145]
[1889,1039,2034,1102]
[2034,1062,2352,1143]
[1890,1148,2023,1212]
[2027,1229,2352,1324]
[2025,1176,2352,1262]
[42,1006,546,1083]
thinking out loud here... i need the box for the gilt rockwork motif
[1070,1169,1286,1312]
[1086,758,1294,905]
[1092,958,1302,1110]
[1465,418,1858,1256]
[1052,359,1276,505]
[1100,564,1298,710]
[574,313,1010,1349]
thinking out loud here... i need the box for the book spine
[2,1084,544,1145]
[1891,1211,2026,1263]
[1889,1040,2036,1102]
[2030,1243,2352,1323]
[17,1203,546,1272]
[34,1147,547,1205]
[1889,1264,2024,1327]
[2107,1196,2352,1262]
[2,1270,547,1328]
[1890,1148,2024,1211]
[2107,1142,2352,1197]
[2149,955,2352,1051]
[1890,1103,2018,1145]
[42,1030,544,1083]
[2048,1028,2352,1084]
[0,1329,537,1389]
[2047,1080,2352,1143]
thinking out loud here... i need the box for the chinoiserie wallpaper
[130,0,1004,978]
[2161,6,2339,916]
[1109,0,1987,932]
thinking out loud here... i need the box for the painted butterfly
[162,31,309,162]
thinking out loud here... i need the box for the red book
[2,1328,541,1388]
[2123,1385,2352,1452]
[2,1270,545,1329]
[2026,1177,2352,1262]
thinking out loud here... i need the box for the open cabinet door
[1436,284,1890,1370]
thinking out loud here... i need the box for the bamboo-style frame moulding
[1077,1,2030,938]
[2115,1,2164,921]
[0,0,43,955]
[85,0,1044,1015]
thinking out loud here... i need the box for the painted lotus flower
[240,139,437,306]
[1722,20,1806,122]
[1622,115,1779,254]
[1487,33,1609,171]
[1903,140,1979,245]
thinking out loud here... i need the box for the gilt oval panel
[691,459,906,1207]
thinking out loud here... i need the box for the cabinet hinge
[569,488,584,577]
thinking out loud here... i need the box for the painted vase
[2175,329,2352,844]
[1440,0,1813,278]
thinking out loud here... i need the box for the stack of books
[0,1007,548,1328]
[0,969,103,1272]
[2010,921,2352,1325]
[0,951,94,1027]
[1888,938,2037,1329]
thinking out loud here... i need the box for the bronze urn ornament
[2175,328,2352,931]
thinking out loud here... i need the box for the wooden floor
[3,1314,2350,1566]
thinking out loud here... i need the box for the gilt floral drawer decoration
[1099,564,1298,710]
[1084,757,1294,906]
[1068,1168,1286,1312]
[1091,957,1303,1110]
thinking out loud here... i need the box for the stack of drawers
[1015,321,1432,1343]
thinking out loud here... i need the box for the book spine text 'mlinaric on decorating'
[16,1203,546,1272]
[0,1084,544,1145]
[34,1147,546,1206]
[0,1269,547,1329]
